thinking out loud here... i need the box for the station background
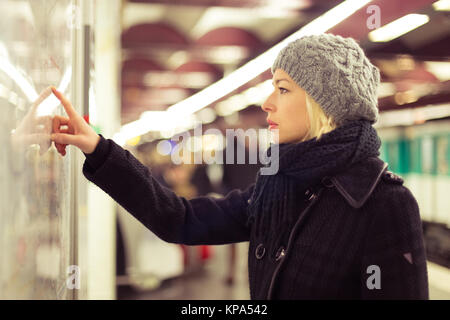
[0,0,449,299]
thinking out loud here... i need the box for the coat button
[247,198,251,204]
[305,189,316,201]
[275,246,286,262]
[321,176,333,188]
[255,243,265,259]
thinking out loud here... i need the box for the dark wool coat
[83,135,429,300]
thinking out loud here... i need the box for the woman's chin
[269,128,281,144]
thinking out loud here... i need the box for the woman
[50,34,429,299]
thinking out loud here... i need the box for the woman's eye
[279,88,288,94]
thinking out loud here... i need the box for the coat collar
[327,157,388,209]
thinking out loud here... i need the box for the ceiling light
[205,46,249,64]
[156,140,173,156]
[255,8,300,19]
[179,72,215,88]
[264,0,311,10]
[368,14,430,42]
[122,3,166,30]
[115,0,373,145]
[224,112,239,126]
[374,103,450,128]
[256,0,311,19]
[433,0,450,11]
[126,136,141,147]
[377,82,396,98]
[242,86,267,105]
[197,108,217,124]
[167,0,372,118]
[424,61,450,81]
[215,100,233,117]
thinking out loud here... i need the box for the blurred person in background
[136,144,173,189]
[220,106,264,286]
[48,33,428,299]
[190,106,265,286]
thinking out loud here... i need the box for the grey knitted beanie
[271,33,380,126]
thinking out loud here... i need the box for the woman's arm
[49,87,253,245]
[83,135,253,245]
[360,185,429,299]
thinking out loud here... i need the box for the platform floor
[118,243,450,300]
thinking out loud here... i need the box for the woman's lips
[267,119,278,129]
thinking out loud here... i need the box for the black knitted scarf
[247,120,381,239]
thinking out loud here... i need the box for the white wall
[80,0,122,300]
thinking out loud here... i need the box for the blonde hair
[299,93,337,142]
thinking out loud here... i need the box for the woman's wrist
[84,133,101,154]
[83,134,109,170]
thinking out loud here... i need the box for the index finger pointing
[51,87,78,118]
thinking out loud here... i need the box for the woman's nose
[261,92,275,113]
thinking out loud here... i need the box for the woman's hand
[51,87,100,156]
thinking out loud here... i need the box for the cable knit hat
[271,33,380,126]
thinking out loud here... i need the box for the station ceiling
[121,0,450,125]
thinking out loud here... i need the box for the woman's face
[261,69,310,144]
